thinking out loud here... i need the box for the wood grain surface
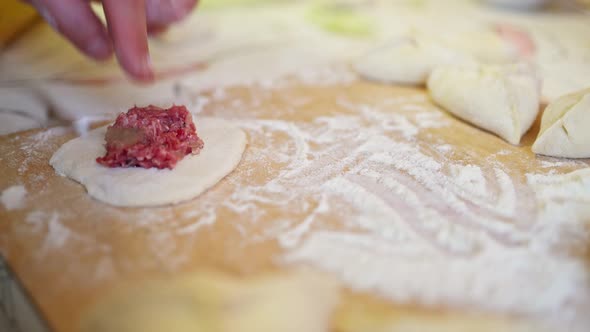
[0,0,38,48]
[1,78,589,332]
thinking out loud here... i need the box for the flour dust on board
[7,70,590,332]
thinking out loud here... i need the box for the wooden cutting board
[1,77,589,332]
[0,1,38,47]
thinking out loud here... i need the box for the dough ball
[532,88,590,158]
[354,36,473,86]
[50,117,247,207]
[427,63,541,145]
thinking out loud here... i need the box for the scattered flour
[73,116,112,136]
[4,3,590,330]
[7,69,590,331]
[17,126,69,176]
[1,185,27,210]
[527,169,590,201]
[206,80,589,330]
[39,212,71,251]
[170,82,589,331]
[449,164,487,197]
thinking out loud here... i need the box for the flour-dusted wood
[0,79,589,332]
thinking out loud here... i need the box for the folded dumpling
[427,63,541,145]
[354,27,520,86]
[354,36,473,85]
[532,88,590,158]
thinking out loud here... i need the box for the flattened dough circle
[50,117,247,207]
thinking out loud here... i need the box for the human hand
[24,0,198,82]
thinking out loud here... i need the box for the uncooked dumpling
[438,27,520,64]
[427,63,541,145]
[354,36,473,85]
[354,27,519,86]
[50,117,247,207]
[532,88,590,158]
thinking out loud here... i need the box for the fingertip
[145,0,198,26]
[124,54,155,83]
[102,0,154,82]
[147,24,169,36]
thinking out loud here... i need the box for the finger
[145,0,198,27]
[147,25,169,36]
[102,0,154,82]
[26,0,112,60]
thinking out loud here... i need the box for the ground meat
[96,105,204,169]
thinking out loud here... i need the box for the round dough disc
[50,117,247,207]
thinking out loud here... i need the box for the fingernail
[86,38,112,60]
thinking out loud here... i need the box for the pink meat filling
[96,105,204,170]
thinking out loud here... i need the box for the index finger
[102,0,154,82]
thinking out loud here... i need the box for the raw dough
[437,28,519,64]
[532,88,590,158]
[79,269,339,332]
[0,112,41,135]
[354,28,519,86]
[354,36,472,85]
[427,63,541,145]
[50,117,247,207]
[0,87,48,122]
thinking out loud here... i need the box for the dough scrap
[79,269,339,332]
[427,63,541,145]
[532,88,590,158]
[50,117,247,207]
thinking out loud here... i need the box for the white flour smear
[15,126,70,177]
[205,78,590,330]
[8,69,590,331]
[1,185,27,210]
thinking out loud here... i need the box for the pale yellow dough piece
[532,88,590,158]
[50,117,247,207]
[427,63,541,145]
[354,28,517,86]
[437,28,518,64]
[79,269,339,332]
[354,36,473,86]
